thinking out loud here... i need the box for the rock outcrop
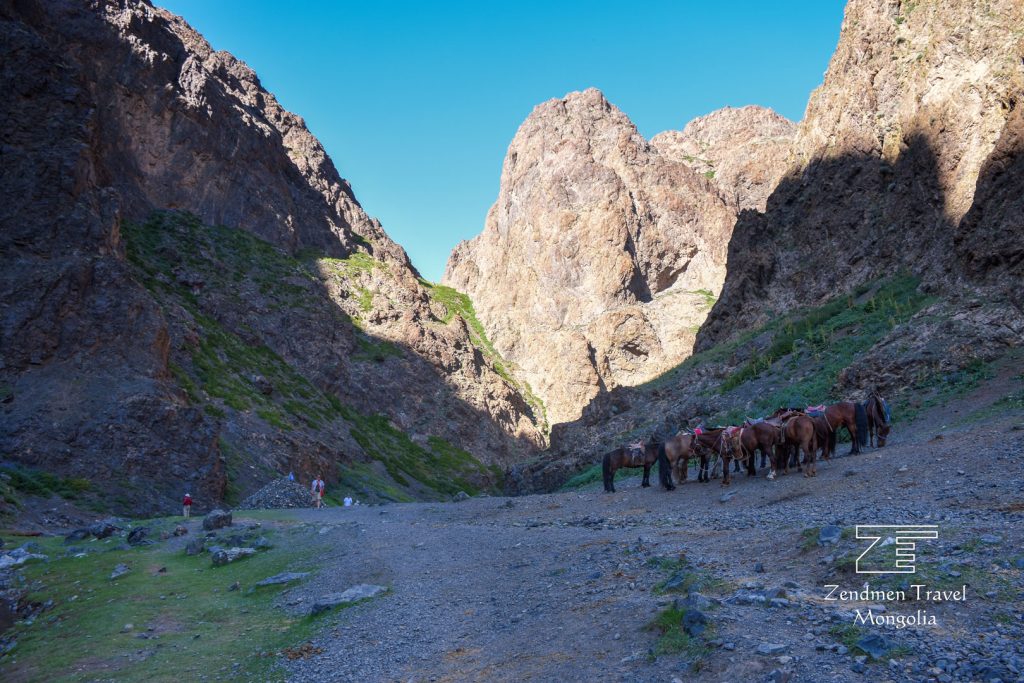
[1,0,544,513]
[699,0,1024,347]
[444,89,737,424]
[651,106,795,212]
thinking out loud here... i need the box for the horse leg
[642,464,651,488]
[722,456,731,486]
[608,466,616,493]
[848,419,859,456]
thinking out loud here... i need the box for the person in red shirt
[183,492,193,519]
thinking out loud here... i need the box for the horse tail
[657,442,673,489]
[855,401,868,446]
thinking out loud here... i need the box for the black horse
[602,438,660,492]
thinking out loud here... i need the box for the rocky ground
[276,408,1024,682]
[2,397,1022,682]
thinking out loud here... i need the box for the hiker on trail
[311,476,325,509]
[288,471,295,481]
[183,492,192,519]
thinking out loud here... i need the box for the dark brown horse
[820,401,868,455]
[657,433,696,490]
[864,391,891,447]
[602,439,659,492]
[811,414,834,462]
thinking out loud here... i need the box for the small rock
[185,538,205,556]
[856,633,889,659]
[757,643,788,656]
[121,623,133,633]
[819,525,842,545]
[851,661,866,674]
[228,581,240,592]
[173,525,188,537]
[979,534,1002,545]
[110,563,130,580]
[452,491,470,502]
[897,465,908,473]
[719,489,738,503]
[681,609,708,637]
[202,509,232,531]
[768,668,793,683]
[754,562,765,573]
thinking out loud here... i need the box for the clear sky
[159,0,847,281]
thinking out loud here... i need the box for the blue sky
[159,1,846,281]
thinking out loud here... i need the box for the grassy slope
[121,212,500,504]
[0,517,321,682]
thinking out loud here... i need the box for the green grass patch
[0,464,91,501]
[0,526,320,682]
[645,605,714,661]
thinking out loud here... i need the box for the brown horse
[768,412,818,478]
[657,433,695,490]
[821,401,868,455]
[689,428,726,483]
[602,439,659,492]
[864,391,891,447]
[739,421,782,471]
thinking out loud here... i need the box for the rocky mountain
[444,89,740,424]
[1,0,544,514]
[506,0,1024,491]
[651,105,796,212]
[699,0,1024,347]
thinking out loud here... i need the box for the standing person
[183,492,192,519]
[311,476,324,509]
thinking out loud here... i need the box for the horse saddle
[744,417,764,426]
[626,441,645,464]
[806,404,827,416]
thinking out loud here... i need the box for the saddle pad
[806,404,827,413]
[806,410,825,417]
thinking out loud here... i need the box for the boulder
[211,547,256,567]
[173,525,188,536]
[185,538,205,556]
[126,527,150,546]
[255,572,310,587]
[109,563,130,580]
[202,509,232,531]
[310,584,386,615]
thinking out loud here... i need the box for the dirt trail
[279,401,1024,682]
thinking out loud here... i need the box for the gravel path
[276,411,1024,682]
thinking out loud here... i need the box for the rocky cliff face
[443,89,738,424]
[651,106,796,212]
[1,0,543,513]
[699,0,1024,348]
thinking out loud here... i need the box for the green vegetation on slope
[121,212,498,503]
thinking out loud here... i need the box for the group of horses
[601,391,892,493]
